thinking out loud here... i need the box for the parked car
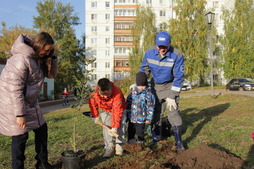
[181,80,192,91]
[226,78,254,91]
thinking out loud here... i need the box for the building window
[91,1,97,8]
[90,74,97,80]
[160,10,166,17]
[146,0,152,4]
[115,47,127,54]
[116,60,123,66]
[105,2,110,7]
[213,1,219,8]
[159,22,167,31]
[91,26,97,32]
[105,74,110,79]
[91,38,97,44]
[115,0,137,3]
[105,62,110,68]
[114,22,133,30]
[106,26,110,32]
[115,60,129,67]
[105,14,110,20]
[115,9,136,16]
[106,38,110,44]
[106,50,110,56]
[115,35,133,42]
[91,62,97,68]
[91,14,97,20]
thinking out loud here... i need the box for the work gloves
[92,117,99,124]
[108,128,117,136]
[166,98,177,111]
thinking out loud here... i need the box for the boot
[172,126,185,151]
[149,125,161,146]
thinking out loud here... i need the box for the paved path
[180,89,254,98]
[40,97,77,114]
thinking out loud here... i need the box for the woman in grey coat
[0,32,58,169]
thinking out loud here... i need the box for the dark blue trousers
[128,122,145,141]
[11,123,48,169]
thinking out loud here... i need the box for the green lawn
[0,92,254,168]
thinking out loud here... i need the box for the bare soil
[91,140,245,169]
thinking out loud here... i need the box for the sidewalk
[39,96,76,113]
[180,89,254,98]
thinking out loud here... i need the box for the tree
[33,0,84,93]
[168,0,212,85]
[129,6,157,79]
[33,0,79,40]
[221,0,254,79]
[0,22,37,59]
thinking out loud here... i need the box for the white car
[181,80,192,91]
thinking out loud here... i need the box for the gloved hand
[92,117,99,124]
[166,98,177,111]
[108,128,117,136]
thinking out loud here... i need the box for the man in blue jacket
[140,31,185,151]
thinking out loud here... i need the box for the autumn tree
[33,0,83,93]
[168,0,212,85]
[129,6,157,78]
[0,22,37,59]
[221,0,254,79]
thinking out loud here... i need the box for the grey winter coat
[0,34,58,136]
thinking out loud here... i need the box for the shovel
[82,111,143,152]
[82,111,128,144]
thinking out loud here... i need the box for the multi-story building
[85,0,235,86]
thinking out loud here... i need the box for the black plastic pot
[61,150,86,169]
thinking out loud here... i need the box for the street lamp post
[206,12,215,97]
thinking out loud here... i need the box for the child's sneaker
[115,144,123,156]
[103,147,114,158]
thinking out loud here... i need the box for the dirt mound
[94,141,245,169]
[165,144,244,169]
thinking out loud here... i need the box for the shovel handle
[96,119,119,138]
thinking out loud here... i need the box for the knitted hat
[156,31,171,47]
[136,72,148,86]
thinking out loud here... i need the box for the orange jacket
[89,82,126,129]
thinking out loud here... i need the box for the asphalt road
[40,97,77,114]
[180,89,254,98]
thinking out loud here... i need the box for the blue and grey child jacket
[140,46,184,92]
[126,86,155,124]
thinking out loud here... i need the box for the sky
[0,0,85,40]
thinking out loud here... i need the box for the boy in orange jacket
[89,78,127,157]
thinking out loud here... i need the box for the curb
[39,97,75,107]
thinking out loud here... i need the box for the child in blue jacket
[126,72,155,144]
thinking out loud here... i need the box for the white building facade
[85,0,236,86]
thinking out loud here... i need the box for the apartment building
[85,0,235,86]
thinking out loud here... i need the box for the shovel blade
[120,143,143,152]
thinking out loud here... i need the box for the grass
[0,91,254,168]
